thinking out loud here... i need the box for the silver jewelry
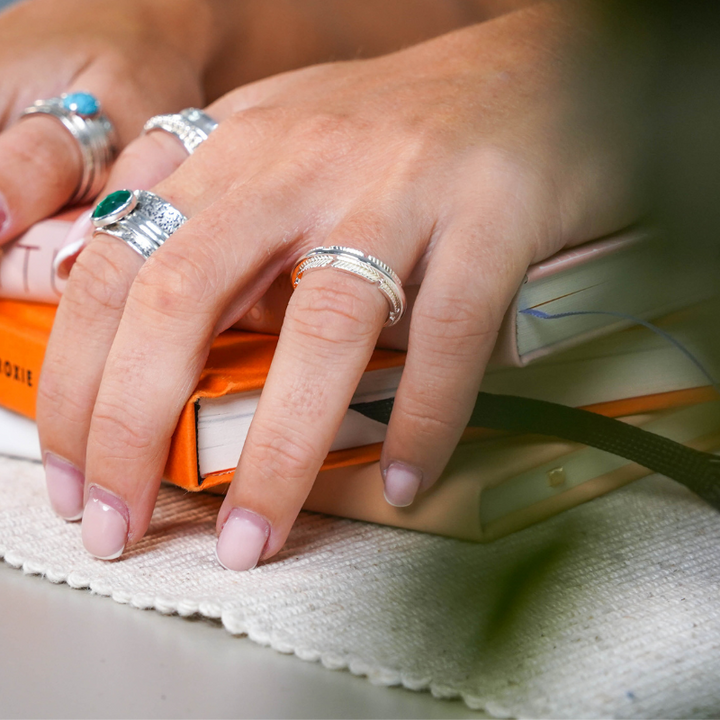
[20,92,118,205]
[91,189,186,260]
[291,246,406,327]
[142,108,218,155]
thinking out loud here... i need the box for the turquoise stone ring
[19,93,118,205]
[62,92,101,117]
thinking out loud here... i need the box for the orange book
[0,298,407,490]
[1,297,717,493]
[4,297,720,541]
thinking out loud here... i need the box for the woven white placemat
[1,454,719,718]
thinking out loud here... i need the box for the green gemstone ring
[91,189,187,260]
[92,189,137,227]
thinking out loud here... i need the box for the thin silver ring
[291,246,406,327]
[142,108,218,155]
[20,93,118,205]
[91,189,186,260]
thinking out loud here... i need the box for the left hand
[36,3,643,569]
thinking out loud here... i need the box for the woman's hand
[37,2,644,569]
[0,0,517,251]
[0,0,230,245]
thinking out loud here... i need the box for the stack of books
[1,212,718,541]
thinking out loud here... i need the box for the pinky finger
[379,223,531,506]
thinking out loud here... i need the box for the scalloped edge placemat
[2,455,720,718]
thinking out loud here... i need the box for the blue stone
[63,92,100,117]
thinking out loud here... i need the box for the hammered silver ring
[90,189,186,260]
[20,92,118,205]
[142,108,218,155]
[291,246,406,327]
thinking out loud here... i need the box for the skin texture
[35,1,645,567]
[0,0,217,244]
[0,0,532,246]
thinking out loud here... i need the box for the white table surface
[0,561,486,719]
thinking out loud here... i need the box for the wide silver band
[91,190,186,260]
[142,108,218,155]
[20,94,118,205]
[291,246,406,327]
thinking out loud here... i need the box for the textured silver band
[291,246,406,327]
[92,190,186,260]
[20,95,118,205]
[142,108,218,155]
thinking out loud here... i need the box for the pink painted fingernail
[53,209,93,280]
[0,191,9,236]
[44,453,85,521]
[81,485,129,560]
[383,462,423,507]
[215,508,270,572]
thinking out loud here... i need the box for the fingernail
[0,191,9,235]
[53,209,93,280]
[81,485,129,560]
[44,453,85,521]
[215,508,270,572]
[383,462,423,507]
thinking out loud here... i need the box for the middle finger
[36,114,281,528]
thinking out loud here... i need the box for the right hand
[0,0,218,247]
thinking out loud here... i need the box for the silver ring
[91,189,186,260]
[20,93,118,205]
[142,108,218,155]
[291,246,406,327]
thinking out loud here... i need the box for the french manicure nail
[0,192,9,235]
[44,453,85,521]
[81,486,129,560]
[383,462,423,507]
[215,508,270,572]
[53,209,93,280]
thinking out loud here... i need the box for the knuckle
[221,106,278,143]
[246,421,321,486]
[287,280,380,348]
[64,244,135,313]
[131,245,217,320]
[395,393,460,440]
[36,372,89,436]
[413,292,498,348]
[90,398,156,457]
[295,111,349,143]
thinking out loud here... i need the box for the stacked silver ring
[291,246,406,327]
[20,93,118,205]
[91,189,186,260]
[142,108,218,155]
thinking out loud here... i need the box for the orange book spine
[2,298,716,493]
[0,300,56,419]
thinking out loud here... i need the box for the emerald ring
[20,93,118,205]
[142,108,218,155]
[291,246,406,327]
[91,189,186,260]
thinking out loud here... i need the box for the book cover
[4,401,718,541]
[2,297,716,493]
[3,217,707,369]
[0,298,406,489]
[303,402,720,541]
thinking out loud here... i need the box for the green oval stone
[92,190,133,220]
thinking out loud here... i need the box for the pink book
[487,229,707,367]
[0,219,704,368]
[0,208,84,304]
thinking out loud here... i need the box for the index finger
[0,115,82,243]
[216,268,388,570]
